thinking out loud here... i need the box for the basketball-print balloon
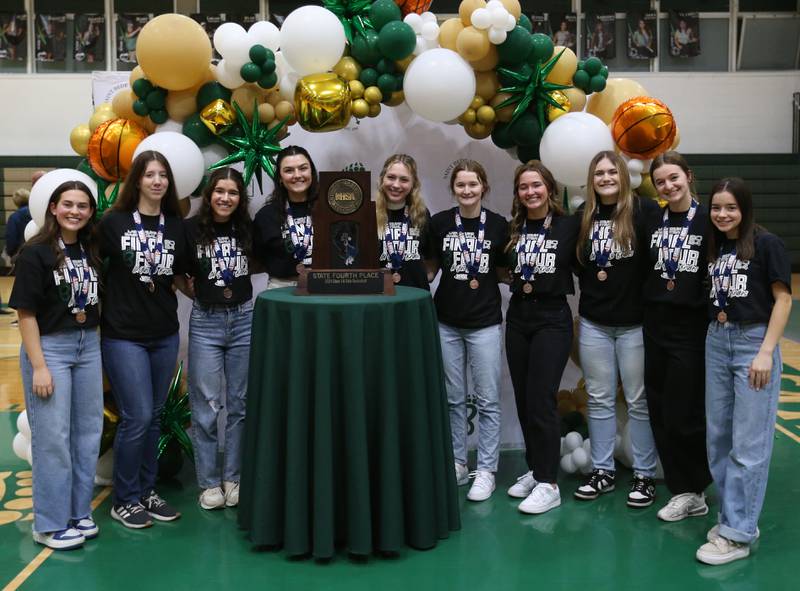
[87,118,150,181]
[611,96,677,160]
[396,0,434,16]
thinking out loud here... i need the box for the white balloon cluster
[12,411,32,465]
[213,21,281,89]
[624,155,646,189]
[404,12,440,55]
[470,0,517,45]
[559,431,592,475]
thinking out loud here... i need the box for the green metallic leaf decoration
[323,0,374,44]
[157,361,194,463]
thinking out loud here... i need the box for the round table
[238,287,461,558]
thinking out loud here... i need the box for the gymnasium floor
[0,276,799,591]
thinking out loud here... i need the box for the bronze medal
[392,272,401,284]
[148,281,156,293]
[666,279,675,291]
[296,263,305,275]
[469,278,479,290]
[223,287,233,299]
[75,311,87,324]
[522,282,533,294]
[717,310,728,323]
[597,269,608,282]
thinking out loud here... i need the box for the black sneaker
[574,469,616,500]
[111,502,152,529]
[627,474,656,508]
[140,490,181,521]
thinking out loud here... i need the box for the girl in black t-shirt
[10,180,102,550]
[252,145,319,287]
[99,151,188,528]
[697,178,792,566]
[375,154,432,290]
[573,151,658,507]
[502,161,578,515]
[643,151,712,522]
[185,168,253,510]
[428,160,508,503]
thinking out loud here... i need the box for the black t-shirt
[642,202,709,309]
[9,242,100,334]
[707,230,792,323]
[577,197,658,325]
[184,217,252,305]
[430,207,509,329]
[252,198,313,279]
[99,209,188,340]
[377,207,433,291]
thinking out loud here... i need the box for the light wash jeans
[705,321,781,544]
[188,300,252,489]
[102,332,180,504]
[579,317,657,477]
[21,329,103,534]
[439,322,502,472]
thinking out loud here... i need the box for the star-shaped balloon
[157,361,193,463]
[209,100,289,192]
[496,49,572,132]
[323,0,374,44]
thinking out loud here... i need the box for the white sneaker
[657,492,708,522]
[199,487,225,510]
[519,483,561,515]
[454,463,469,486]
[507,471,537,498]
[696,536,750,565]
[32,528,85,550]
[223,481,240,507]
[467,471,495,502]
[707,524,760,542]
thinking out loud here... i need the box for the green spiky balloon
[157,361,193,463]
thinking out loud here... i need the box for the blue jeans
[188,301,252,489]
[21,329,102,534]
[579,317,657,477]
[705,321,781,544]
[102,332,179,504]
[439,322,502,472]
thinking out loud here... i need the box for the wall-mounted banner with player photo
[0,13,27,62]
[670,10,700,57]
[585,13,615,60]
[74,14,105,64]
[116,13,148,69]
[549,12,576,53]
[35,13,67,63]
[528,13,549,37]
[627,11,657,59]
[191,14,224,62]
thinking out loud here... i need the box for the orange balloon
[396,0,433,16]
[87,119,150,182]
[611,96,677,160]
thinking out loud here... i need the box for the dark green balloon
[351,30,382,66]
[145,90,165,110]
[249,44,269,64]
[589,74,607,93]
[261,58,276,75]
[497,26,533,66]
[584,56,603,76]
[528,33,554,64]
[395,73,404,91]
[376,58,396,75]
[132,99,149,116]
[197,82,231,110]
[377,21,416,61]
[182,113,215,148]
[149,109,168,125]
[258,71,278,89]
[491,122,515,150]
[370,0,401,32]
[572,69,591,91]
[517,142,541,164]
[517,14,532,33]
[359,67,379,88]
[509,111,541,147]
[498,63,532,86]
[132,78,153,99]
[599,65,609,78]
[240,62,261,83]
[377,73,396,95]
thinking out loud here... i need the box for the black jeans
[505,296,573,484]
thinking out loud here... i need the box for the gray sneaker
[507,471,537,498]
[657,492,708,522]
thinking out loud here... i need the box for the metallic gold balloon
[349,80,365,100]
[352,99,370,119]
[363,86,383,105]
[384,90,405,107]
[69,124,91,156]
[459,108,477,125]
[395,54,414,72]
[470,95,485,111]
[368,103,381,118]
[546,90,571,122]
[465,121,493,140]
[89,109,117,133]
[88,118,150,182]
[637,173,659,200]
[611,96,677,160]
[490,92,514,122]
[476,105,496,125]
[200,99,236,135]
[295,73,352,133]
[333,56,362,82]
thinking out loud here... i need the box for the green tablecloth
[238,287,461,558]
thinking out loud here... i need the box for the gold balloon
[95,102,115,114]
[586,78,649,124]
[385,90,405,107]
[395,55,414,72]
[295,73,352,132]
[368,103,381,118]
[670,126,681,150]
[258,102,276,124]
[231,86,261,119]
[438,18,464,51]
[470,96,485,111]
[545,46,577,86]
[349,80,365,99]
[476,105,496,125]
[469,44,498,72]
[637,173,659,199]
[89,109,117,133]
[166,87,200,122]
[333,57,362,82]
[475,70,499,102]
[111,90,137,120]
[87,118,150,182]
[546,90,571,122]
[611,96,677,160]
[264,90,282,106]
[352,98,370,118]
[456,26,490,62]
[465,121,493,140]
[363,86,383,105]
[490,92,514,122]
[564,87,587,112]
[200,99,236,135]
[459,108,477,125]
[275,101,295,122]
[69,124,91,156]
[129,66,145,87]
[499,0,521,19]
[459,0,487,27]
[136,14,212,91]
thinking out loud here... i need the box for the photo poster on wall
[670,10,700,57]
[549,12,576,52]
[74,14,105,64]
[0,13,27,62]
[190,14,224,62]
[627,10,657,59]
[228,14,259,30]
[585,13,616,60]
[528,13,550,37]
[116,13,149,68]
[35,13,67,63]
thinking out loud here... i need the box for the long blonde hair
[576,151,635,263]
[505,160,564,253]
[375,154,427,234]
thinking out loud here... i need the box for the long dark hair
[269,145,319,210]
[707,177,758,262]
[26,180,101,270]
[506,160,564,253]
[196,167,252,255]
[113,150,181,216]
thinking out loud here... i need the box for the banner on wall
[585,13,615,59]
[116,13,148,67]
[528,13,550,37]
[627,11,657,59]
[191,14,224,62]
[35,13,67,63]
[228,14,259,29]
[0,13,27,61]
[74,14,105,64]
[670,11,700,57]
[549,12,576,52]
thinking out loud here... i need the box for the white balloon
[564,431,584,453]
[23,220,39,241]
[559,454,577,474]
[560,436,566,456]
[133,132,205,198]
[403,48,476,122]
[486,0,504,9]
[414,38,426,56]
[569,195,586,211]
[16,411,30,439]
[155,119,183,134]
[421,12,437,24]
[571,447,590,469]
[421,22,439,41]
[201,143,230,171]
[12,432,28,462]
[215,59,246,90]
[626,158,644,174]
[279,72,300,102]
[622,422,634,468]
[279,6,346,76]
[248,21,281,52]
[490,6,509,29]
[614,433,623,456]
[213,22,247,58]
[404,13,423,33]
[25,443,32,465]
[471,8,491,30]
[29,169,98,227]
[630,173,642,189]
[488,27,507,45]
[582,438,592,453]
[540,112,615,187]
[95,449,114,484]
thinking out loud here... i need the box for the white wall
[0,71,798,156]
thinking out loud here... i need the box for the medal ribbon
[132,210,165,284]
[57,235,90,314]
[711,246,737,313]
[659,199,697,280]
[516,213,552,282]
[455,209,486,280]
[285,201,313,264]
[591,210,613,270]
[384,206,409,272]
[212,229,238,287]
